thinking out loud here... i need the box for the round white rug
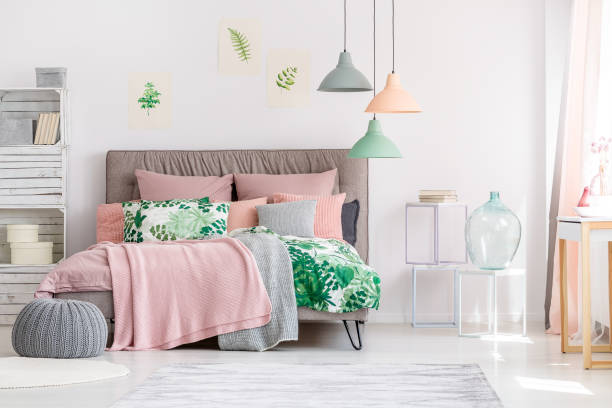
[0,357,129,389]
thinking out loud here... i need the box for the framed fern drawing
[218,18,261,75]
[128,72,172,129]
[267,49,311,108]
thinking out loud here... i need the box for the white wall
[0,0,548,323]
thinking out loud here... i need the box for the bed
[56,149,370,349]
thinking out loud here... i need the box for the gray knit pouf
[12,298,108,359]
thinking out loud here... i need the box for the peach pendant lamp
[365,0,422,113]
[349,0,401,158]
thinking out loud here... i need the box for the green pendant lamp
[349,0,401,158]
[348,119,401,158]
[318,0,372,92]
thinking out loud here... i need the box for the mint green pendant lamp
[349,0,401,158]
[318,0,372,92]
[348,119,401,158]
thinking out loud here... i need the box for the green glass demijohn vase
[465,192,521,270]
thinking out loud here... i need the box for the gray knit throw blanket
[218,232,298,351]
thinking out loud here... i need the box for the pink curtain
[546,0,603,334]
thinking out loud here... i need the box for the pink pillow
[234,169,337,201]
[227,197,267,232]
[273,192,346,240]
[135,169,233,201]
[36,244,113,298]
[97,203,125,243]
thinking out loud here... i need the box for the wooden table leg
[581,224,592,369]
[559,239,568,353]
[609,242,612,353]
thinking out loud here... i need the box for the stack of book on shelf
[33,112,60,145]
[419,189,458,203]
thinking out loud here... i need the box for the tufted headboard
[106,149,368,262]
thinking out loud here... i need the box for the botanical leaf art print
[227,27,251,63]
[267,49,311,107]
[218,18,261,75]
[128,72,172,129]
[137,82,161,116]
[276,67,298,91]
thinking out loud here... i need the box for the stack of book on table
[419,189,457,203]
[33,112,60,145]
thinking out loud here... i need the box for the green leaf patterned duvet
[231,227,380,313]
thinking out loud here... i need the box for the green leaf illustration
[137,82,161,116]
[275,66,298,91]
[133,208,147,229]
[333,266,355,289]
[227,27,251,62]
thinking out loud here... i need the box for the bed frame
[58,149,370,350]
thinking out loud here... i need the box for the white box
[6,224,39,243]
[10,241,52,265]
[35,67,67,88]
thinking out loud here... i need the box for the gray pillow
[256,200,317,237]
[341,200,360,246]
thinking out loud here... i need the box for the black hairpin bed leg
[343,320,364,350]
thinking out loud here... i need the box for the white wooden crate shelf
[0,88,69,325]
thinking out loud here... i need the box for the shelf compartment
[0,208,64,264]
[0,146,64,205]
[0,89,67,147]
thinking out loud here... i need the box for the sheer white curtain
[585,0,612,341]
[546,0,612,338]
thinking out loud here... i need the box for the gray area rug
[111,363,502,407]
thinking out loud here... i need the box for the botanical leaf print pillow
[123,197,229,242]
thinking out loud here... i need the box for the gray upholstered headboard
[106,149,368,262]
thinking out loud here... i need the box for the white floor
[1,321,611,408]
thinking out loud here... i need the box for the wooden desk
[558,216,612,369]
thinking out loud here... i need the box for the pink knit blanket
[37,239,272,351]
[109,239,271,350]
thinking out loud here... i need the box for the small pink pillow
[227,197,267,232]
[97,203,125,243]
[135,169,233,201]
[273,192,346,240]
[234,169,337,201]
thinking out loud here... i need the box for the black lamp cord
[344,0,347,52]
[392,0,395,73]
[373,0,376,120]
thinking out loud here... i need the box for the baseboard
[368,312,541,324]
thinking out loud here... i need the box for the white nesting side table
[411,264,460,328]
[457,267,527,337]
[558,216,612,370]
[406,202,467,328]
